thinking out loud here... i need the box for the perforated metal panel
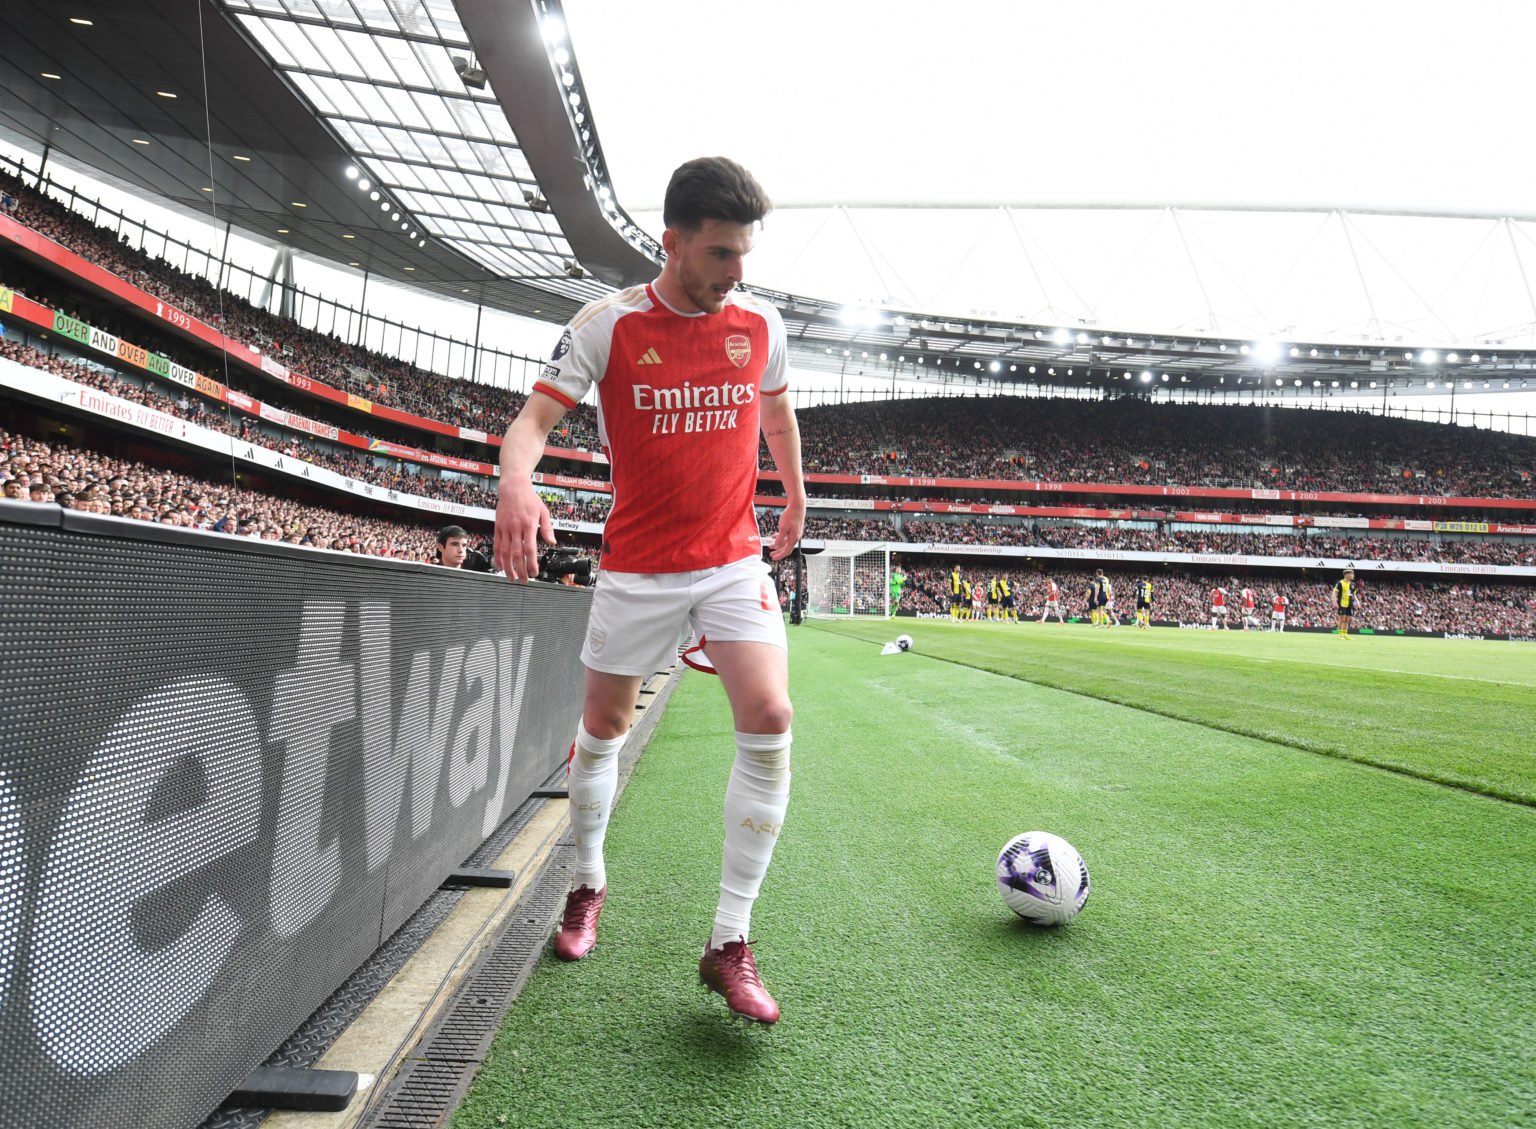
[0,504,589,1129]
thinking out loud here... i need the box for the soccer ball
[896,634,913,652]
[996,831,1090,926]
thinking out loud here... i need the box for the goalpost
[803,543,895,619]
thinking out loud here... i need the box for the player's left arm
[760,390,805,560]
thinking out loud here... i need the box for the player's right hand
[493,480,554,582]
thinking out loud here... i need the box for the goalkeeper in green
[888,565,907,616]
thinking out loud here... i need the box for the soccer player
[1090,570,1111,627]
[1040,577,1065,624]
[1270,591,1289,632]
[1239,586,1257,631]
[1334,568,1359,638]
[972,578,987,622]
[493,158,803,1024]
[996,575,1016,622]
[888,564,907,617]
[1210,585,1228,630]
[950,565,965,621]
[1135,577,1154,629]
[1101,574,1119,626]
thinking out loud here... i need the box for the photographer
[538,544,594,586]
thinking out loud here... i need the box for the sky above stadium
[562,1,1536,349]
[564,0,1533,216]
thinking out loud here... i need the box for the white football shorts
[580,555,786,677]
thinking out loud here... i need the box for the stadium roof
[0,0,653,324]
[563,1,1536,354]
[3,0,1535,399]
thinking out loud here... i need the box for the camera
[538,546,593,585]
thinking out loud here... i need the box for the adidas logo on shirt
[636,347,663,365]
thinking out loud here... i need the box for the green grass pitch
[450,621,1536,1129]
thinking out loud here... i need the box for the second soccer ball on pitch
[996,831,1090,926]
[896,634,913,651]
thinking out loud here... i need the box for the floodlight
[452,55,487,90]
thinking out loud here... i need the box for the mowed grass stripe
[815,620,1536,806]
[452,629,1536,1129]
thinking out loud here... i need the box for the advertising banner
[0,505,589,1129]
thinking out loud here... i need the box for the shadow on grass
[669,1006,781,1063]
[985,913,1088,947]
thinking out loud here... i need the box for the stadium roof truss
[221,0,609,305]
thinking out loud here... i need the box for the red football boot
[553,886,605,962]
[699,939,780,1024]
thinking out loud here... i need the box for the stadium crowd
[0,425,482,561]
[6,171,1536,505]
[5,168,1536,629]
[790,396,1536,498]
[6,317,1534,572]
[0,170,602,448]
[8,411,1525,631]
[1,336,605,522]
[889,563,1536,636]
[897,518,1536,566]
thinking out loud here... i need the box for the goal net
[804,543,894,619]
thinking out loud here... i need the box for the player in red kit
[1211,586,1228,630]
[493,158,804,1024]
[1040,578,1065,623]
[1270,592,1289,632]
[1239,587,1257,630]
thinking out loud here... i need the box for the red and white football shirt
[533,284,788,573]
[1272,595,1289,614]
[1241,589,1255,610]
[1212,588,1226,608]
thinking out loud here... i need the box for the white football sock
[711,730,792,950]
[568,722,626,891]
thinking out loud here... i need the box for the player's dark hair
[662,157,772,231]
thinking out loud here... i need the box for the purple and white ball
[996,831,1090,925]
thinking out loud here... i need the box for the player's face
[664,219,754,313]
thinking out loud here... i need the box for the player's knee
[740,695,792,735]
[582,708,630,742]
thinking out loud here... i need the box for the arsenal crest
[724,334,751,368]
